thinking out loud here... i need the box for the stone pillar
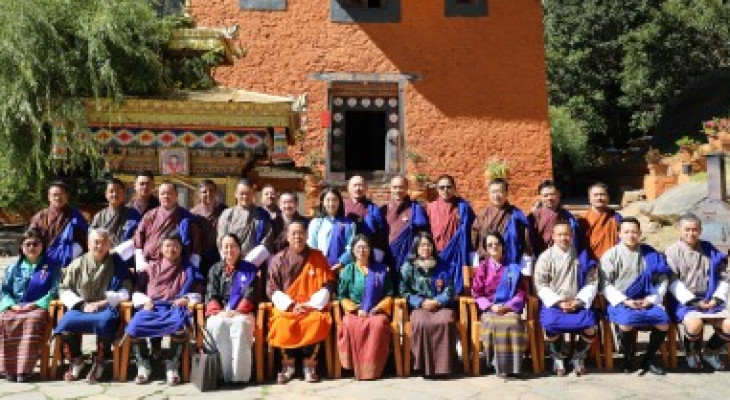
[706,153,726,202]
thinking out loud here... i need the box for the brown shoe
[276,363,295,384]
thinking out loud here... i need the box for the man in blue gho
[600,217,671,375]
[126,231,201,385]
[534,222,598,376]
[54,228,133,382]
[666,213,730,371]
[29,181,88,268]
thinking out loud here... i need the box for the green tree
[0,0,215,212]
[544,0,661,148]
[620,0,730,134]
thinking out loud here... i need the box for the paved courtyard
[2,256,730,400]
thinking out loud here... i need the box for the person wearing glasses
[472,178,533,274]
[29,181,88,268]
[472,231,528,378]
[0,228,62,382]
[425,175,475,296]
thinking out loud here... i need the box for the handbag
[190,326,222,392]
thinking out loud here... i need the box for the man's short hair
[279,190,298,203]
[489,178,509,191]
[107,177,125,189]
[198,179,217,190]
[537,179,557,194]
[48,180,69,193]
[678,213,702,228]
[136,171,155,180]
[588,182,608,193]
[619,216,641,231]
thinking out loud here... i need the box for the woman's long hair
[406,231,439,264]
[316,186,345,219]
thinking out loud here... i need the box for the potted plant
[645,148,668,176]
[702,117,730,152]
[409,173,430,202]
[406,151,429,190]
[675,136,700,163]
[484,157,509,182]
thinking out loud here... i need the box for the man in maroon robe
[29,181,88,266]
[344,175,387,262]
[272,191,309,253]
[528,180,579,257]
[381,176,429,270]
[190,179,226,276]
[133,182,201,272]
[127,171,160,217]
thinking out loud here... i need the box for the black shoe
[639,361,665,376]
[621,356,635,373]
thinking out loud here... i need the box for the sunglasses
[437,185,453,190]
[23,241,42,248]
[486,242,502,248]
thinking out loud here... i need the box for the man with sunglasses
[425,175,475,295]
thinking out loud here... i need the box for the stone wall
[188,0,552,212]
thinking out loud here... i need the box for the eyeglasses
[437,185,453,190]
[23,241,42,248]
[486,242,502,248]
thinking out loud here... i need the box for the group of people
[0,171,728,387]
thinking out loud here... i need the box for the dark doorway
[344,110,387,171]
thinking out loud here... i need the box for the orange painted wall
[188,0,552,211]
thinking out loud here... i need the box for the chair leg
[458,321,470,375]
[668,324,678,369]
[334,332,342,379]
[471,321,481,376]
[392,323,403,378]
[255,328,265,383]
[325,332,334,378]
[50,334,63,380]
[182,332,191,383]
[528,321,540,374]
[267,344,275,380]
[40,326,52,380]
[119,336,131,382]
[603,321,614,371]
[112,341,120,381]
[403,322,411,376]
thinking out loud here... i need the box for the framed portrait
[160,147,189,176]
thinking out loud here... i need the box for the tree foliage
[0,0,215,212]
[545,0,730,156]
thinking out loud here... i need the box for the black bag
[190,327,221,392]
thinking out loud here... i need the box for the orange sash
[268,250,334,348]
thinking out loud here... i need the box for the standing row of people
[0,172,728,386]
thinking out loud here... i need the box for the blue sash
[438,199,474,294]
[624,244,671,300]
[360,262,388,312]
[225,260,258,311]
[120,208,142,242]
[577,249,597,289]
[255,206,271,246]
[431,258,455,298]
[493,262,523,304]
[362,201,386,238]
[325,217,354,266]
[503,207,531,265]
[46,208,88,268]
[389,201,428,270]
[700,241,726,301]
[19,255,59,303]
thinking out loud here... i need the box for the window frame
[239,0,287,11]
[330,0,401,23]
[445,0,488,17]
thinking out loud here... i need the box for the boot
[617,330,635,373]
[702,333,727,371]
[683,334,702,370]
[571,334,592,376]
[547,336,567,376]
[639,329,667,376]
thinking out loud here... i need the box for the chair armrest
[527,295,540,321]
[119,301,134,324]
[256,302,271,332]
[394,298,409,323]
[458,296,471,327]
[332,300,342,326]
[466,298,478,327]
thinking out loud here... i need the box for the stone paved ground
[2,256,730,400]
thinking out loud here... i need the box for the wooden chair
[331,299,403,378]
[260,300,336,381]
[193,302,267,383]
[527,293,607,374]
[35,300,59,380]
[465,270,543,375]
[598,295,675,371]
[397,265,472,376]
[117,301,196,382]
[48,300,127,380]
